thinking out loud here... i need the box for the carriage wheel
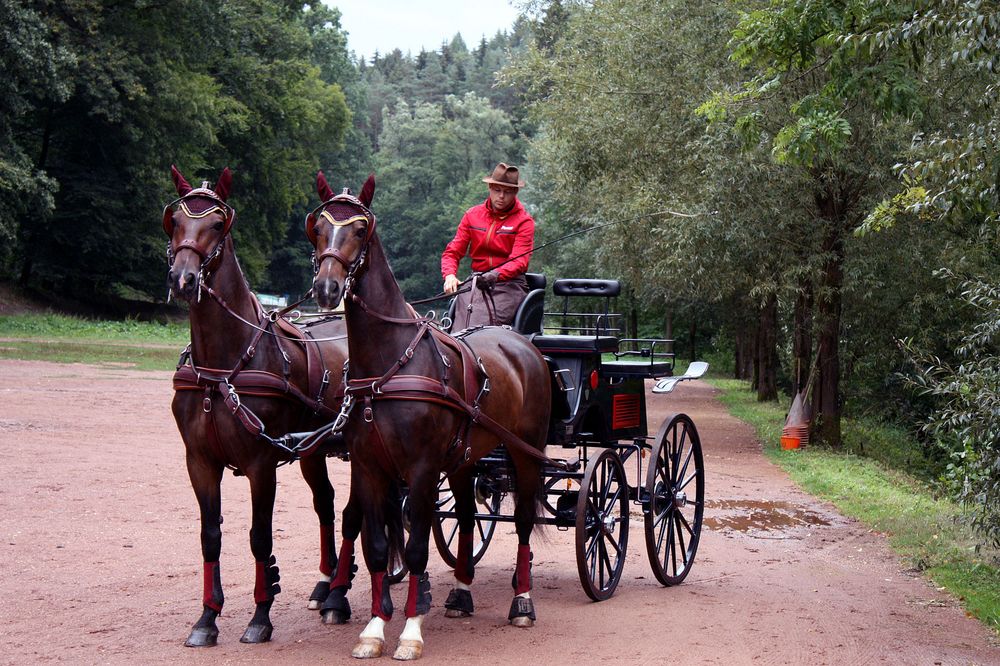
[644,413,704,586]
[432,473,501,568]
[575,448,629,601]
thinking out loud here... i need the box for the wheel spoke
[676,445,694,489]
[673,512,687,571]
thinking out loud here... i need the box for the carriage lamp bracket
[552,368,573,393]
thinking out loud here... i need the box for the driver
[441,162,535,330]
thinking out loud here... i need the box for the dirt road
[2,359,996,664]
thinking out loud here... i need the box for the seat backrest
[512,287,546,335]
[525,272,547,291]
[552,278,620,297]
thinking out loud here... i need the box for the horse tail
[383,479,406,575]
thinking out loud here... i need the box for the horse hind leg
[184,455,225,648]
[321,490,363,625]
[299,455,337,611]
[240,466,280,644]
[443,468,476,619]
[509,457,542,628]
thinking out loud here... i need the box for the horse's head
[306,171,376,310]
[163,165,235,302]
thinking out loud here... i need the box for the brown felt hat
[482,162,525,189]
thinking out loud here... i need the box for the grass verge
[710,377,1000,633]
[0,313,187,371]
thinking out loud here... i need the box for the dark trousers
[451,275,528,330]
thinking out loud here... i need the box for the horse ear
[359,173,376,208]
[214,167,232,202]
[316,170,334,202]
[170,165,193,196]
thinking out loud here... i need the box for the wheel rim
[433,473,501,567]
[644,413,704,586]
[575,448,629,601]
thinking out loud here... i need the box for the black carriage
[436,275,706,601]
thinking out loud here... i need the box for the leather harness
[170,248,343,460]
[313,191,563,479]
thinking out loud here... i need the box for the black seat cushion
[532,335,618,354]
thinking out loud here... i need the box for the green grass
[711,378,1000,633]
[0,313,188,370]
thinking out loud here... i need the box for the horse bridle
[306,189,376,293]
[163,187,237,301]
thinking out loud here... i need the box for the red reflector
[589,370,599,390]
[612,394,641,429]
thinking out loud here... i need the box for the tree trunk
[792,283,813,396]
[757,292,778,401]
[812,175,854,447]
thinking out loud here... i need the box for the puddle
[704,499,830,532]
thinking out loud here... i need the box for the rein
[320,215,568,475]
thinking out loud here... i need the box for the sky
[325,1,522,61]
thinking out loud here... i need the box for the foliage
[2,0,351,306]
[903,271,1000,546]
[373,94,523,300]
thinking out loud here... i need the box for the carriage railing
[613,338,676,367]
[542,311,623,337]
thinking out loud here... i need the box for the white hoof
[307,599,321,610]
[393,638,424,660]
[352,637,385,659]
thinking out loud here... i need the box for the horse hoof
[392,638,423,660]
[184,626,219,647]
[510,615,535,628]
[444,608,471,618]
[322,609,350,625]
[309,580,330,610]
[239,623,273,644]
[351,636,384,658]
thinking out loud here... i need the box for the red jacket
[441,198,535,281]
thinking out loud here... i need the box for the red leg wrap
[319,524,334,577]
[455,532,474,585]
[405,573,432,618]
[203,561,223,612]
[253,559,281,604]
[254,561,268,604]
[514,544,532,595]
[370,571,393,621]
[330,538,355,588]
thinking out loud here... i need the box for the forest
[3,0,1000,542]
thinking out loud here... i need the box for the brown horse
[164,165,352,646]
[307,171,552,660]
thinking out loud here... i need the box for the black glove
[477,270,500,291]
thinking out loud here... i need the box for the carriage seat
[531,334,618,355]
[511,273,547,335]
[602,360,673,379]
[552,278,621,298]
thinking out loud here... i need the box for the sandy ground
[2,359,998,665]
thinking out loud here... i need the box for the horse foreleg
[241,467,280,644]
[299,455,337,610]
[444,469,476,619]
[353,471,394,659]
[321,492,362,624]
[184,455,225,648]
[393,470,436,660]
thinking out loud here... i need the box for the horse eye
[355,226,366,238]
[212,221,224,231]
